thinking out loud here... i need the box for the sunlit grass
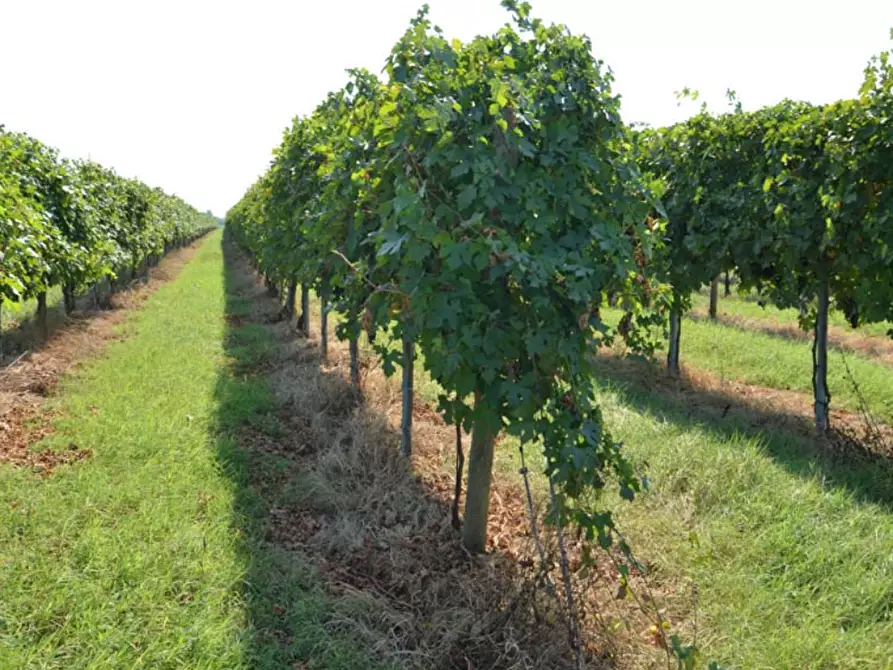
[603,306,893,424]
[691,289,893,340]
[0,233,373,669]
[600,377,893,669]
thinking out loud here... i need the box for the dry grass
[228,252,690,670]
[0,239,209,471]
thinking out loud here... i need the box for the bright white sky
[2,1,890,216]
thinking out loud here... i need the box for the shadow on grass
[592,355,893,511]
[212,239,581,670]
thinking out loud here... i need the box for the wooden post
[63,283,76,315]
[37,291,48,341]
[400,327,414,457]
[284,279,297,322]
[300,285,310,336]
[320,280,329,361]
[667,298,682,377]
[813,281,831,433]
[349,326,360,390]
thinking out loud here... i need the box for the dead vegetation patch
[227,250,691,670]
[0,238,209,472]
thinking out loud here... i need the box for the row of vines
[1,124,218,343]
[226,0,892,606]
[226,0,665,563]
[639,43,893,431]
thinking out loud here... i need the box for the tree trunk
[667,301,682,377]
[63,283,76,315]
[462,392,498,554]
[400,327,414,457]
[0,298,4,363]
[452,422,465,530]
[37,291,48,341]
[300,285,310,336]
[709,275,720,320]
[813,282,831,433]
[724,271,732,297]
[284,279,297,322]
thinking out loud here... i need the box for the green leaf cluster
[637,38,893,330]
[0,126,217,304]
[226,1,668,551]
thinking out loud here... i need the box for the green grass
[604,306,893,424]
[673,316,893,423]
[0,232,377,669]
[692,290,893,340]
[596,372,893,669]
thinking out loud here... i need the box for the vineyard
[2,3,893,669]
[0,124,217,355]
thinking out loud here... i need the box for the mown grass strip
[0,232,371,669]
[598,376,893,669]
[691,291,893,340]
[603,306,893,424]
[671,316,893,424]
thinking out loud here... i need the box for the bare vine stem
[548,474,585,670]
[519,444,551,584]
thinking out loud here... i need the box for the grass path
[603,305,893,425]
[0,232,369,669]
[691,290,893,340]
[597,374,893,669]
[671,316,893,424]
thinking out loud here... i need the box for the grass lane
[0,232,373,669]
[671,316,893,423]
[603,306,893,424]
[599,376,893,669]
[691,290,893,340]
